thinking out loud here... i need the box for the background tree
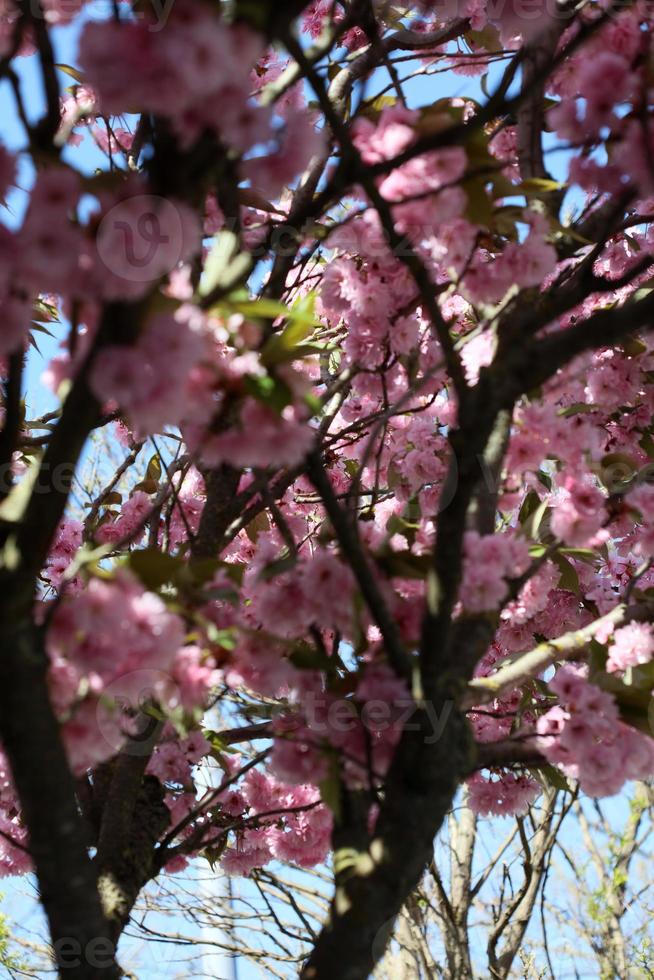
[10,781,654,978]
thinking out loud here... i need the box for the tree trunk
[0,617,119,978]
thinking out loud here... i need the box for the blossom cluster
[535,667,654,797]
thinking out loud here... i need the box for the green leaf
[463,176,494,229]
[518,489,541,526]
[615,702,654,736]
[146,454,162,482]
[204,837,228,870]
[493,204,522,239]
[549,216,592,245]
[598,452,638,492]
[319,762,342,821]
[132,479,159,495]
[128,550,184,589]
[261,319,313,367]
[558,547,598,564]
[559,402,597,418]
[359,94,397,121]
[633,276,654,301]
[199,231,252,299]
[63,542,113,583]
[621,334,648,357]
[244,373,293,413]
[552,552,580,595]
[303,391,324,416]
[227,297,290,321]
[385,514,411,537]
[30,321,55,337]
[623,660,654,690]
[289,642,333,671]
[327,63,341,84]
[0,455,42,524]
[592,671,654,734]
[101,491,123,506]
[466,24,501,51]
[375,551,432,580]
[55,63,84,83]
[520,177,564,195]
[186,556,223,585]
[203,624,238,652]
[246,510,270,543]
[540,764,572,793]
[258,553,297,581]
[202,729,230,753]
[266,340,331,366]
[588,638,609,677]
[333,847,361,876]
[523,499,549,541]
[489,173,518,203]
[290,291,319,326]
[222,562,246,586]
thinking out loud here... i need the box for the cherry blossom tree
[2,0,654,976]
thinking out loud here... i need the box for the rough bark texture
[302,707,474,980]
[0,618,119,977]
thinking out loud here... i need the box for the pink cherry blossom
[607,622,654,673]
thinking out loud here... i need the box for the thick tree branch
[463,603,654,709]
[0,621,120,978]
[305,451,411,681]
